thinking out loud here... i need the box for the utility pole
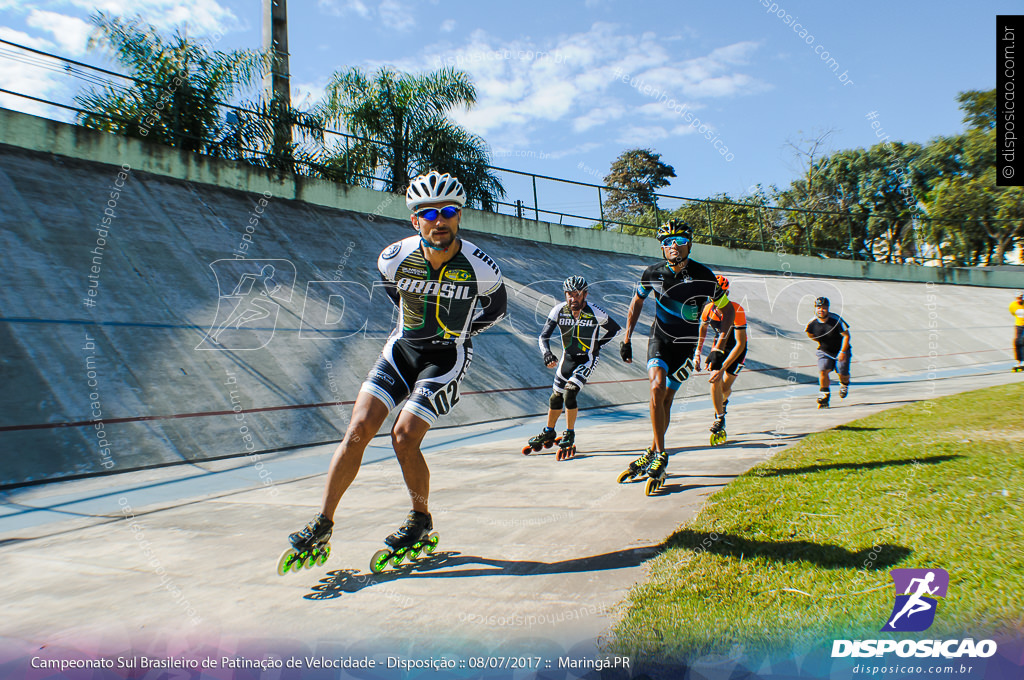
[263,0,292,164]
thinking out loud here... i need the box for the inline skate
[616,447,656,483]
[645,451,669,496]
[709,413,727,446]
[277,512,333,575]
[369,511,439,574]
[556,429,576,461]
[522,427,558,455]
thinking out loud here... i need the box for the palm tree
[210,97,328,175]
[319,66,504,208]
[75,12,269,153]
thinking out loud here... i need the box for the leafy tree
[667,192,774,251]
[209,98,327,174]
[919,88,1021,265]
[319,66,504,208]
[76,12,268,153]
[601,148,676,233]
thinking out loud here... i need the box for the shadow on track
[756,454,962,478]
[665,529,912,570]
[304,545,661,600]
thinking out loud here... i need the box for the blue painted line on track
[0,361,1014,536]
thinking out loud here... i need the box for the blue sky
[0,0,1015,215]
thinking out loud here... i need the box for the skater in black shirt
[523,276,621,460]
[804,297,851,408]
[617,220,734,495]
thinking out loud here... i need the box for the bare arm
[696,321,709,371]
[838,329,851,356]
[622,294,645,344]
[620,294,646,364]
[711,303,735,352]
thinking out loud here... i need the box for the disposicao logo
[883,568,948,632]
[831,568,998,659]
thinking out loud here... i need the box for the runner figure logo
[882,568,949,632]
[197,259,296,350]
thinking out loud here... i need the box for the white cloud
[0,26,54,51]
[572,104,625,132]
[669,124,699,136]
[344,23,763,162]
[379,0,414,31]
[67,0,240,36]
[547,141,600,160]
[636,101,698,121]
[617,125,670,146]
[319,0,370,17]
[291,79,329,112]
[318,0,416,31]
[440,19,455,33]
[26,11,92,56]
[410,25,765,142]
[0,45,72,120]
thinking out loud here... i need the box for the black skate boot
[645,451,669,496]
[277,512,333,575]
[817,390,830,409]
[839,383,848,399]
[709,413,727,446]
[616,447,657,483]
[370,510,439,574]
[522,427,558,454]
[556,429,577,461]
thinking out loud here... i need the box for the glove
[619,341,632,362]
[708,348,726,372]
[542,350,556,366]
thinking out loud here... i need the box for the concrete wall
[0,108,1021,486]
[2,107,1021,288]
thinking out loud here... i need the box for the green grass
[611,383,1024,660]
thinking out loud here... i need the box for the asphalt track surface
[1,361,1019,663]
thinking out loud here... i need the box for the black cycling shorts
[646,334,697,390]
[553,353,598,392]
[360,336,472,425]
[723,346,747,376]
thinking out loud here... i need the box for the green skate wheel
[304,551,316,569]
[318,544,331,565]
[370,549,391,574]
[391,548,407,566]
[423,532,440,554]
[276,548,298,576]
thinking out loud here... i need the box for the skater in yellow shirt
[1011,291,1024,372]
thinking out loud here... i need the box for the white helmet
[406,171,467,211]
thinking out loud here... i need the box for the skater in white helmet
[280,171,507,575]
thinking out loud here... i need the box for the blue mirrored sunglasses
[661,236,691,247]
[416,205,460,220]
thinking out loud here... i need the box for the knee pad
[549,391,564,411]
[564,385,580,410]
